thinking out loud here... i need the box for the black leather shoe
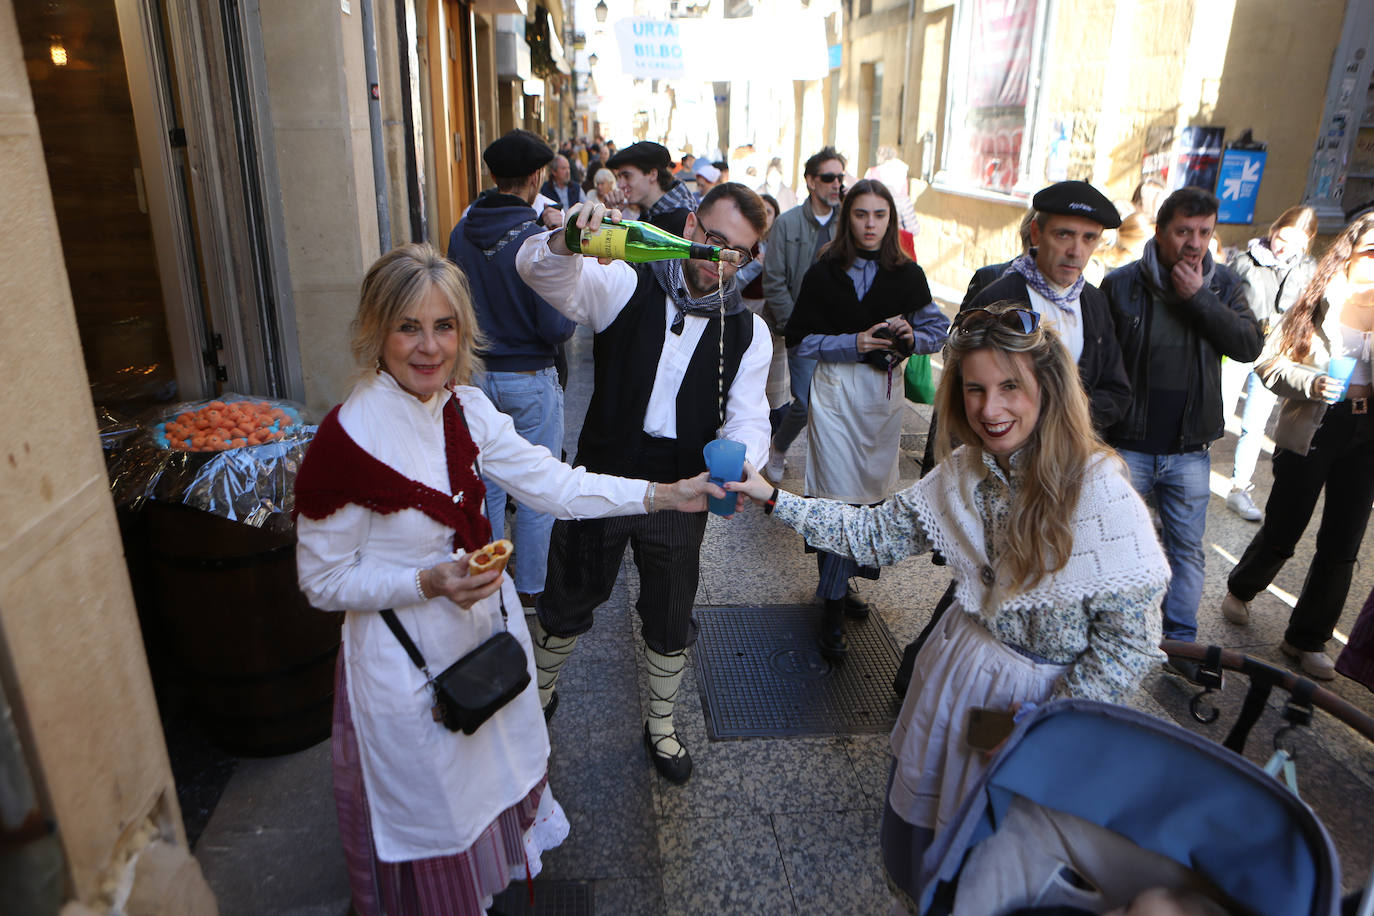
[843,585,871,620]
[818,600,849,663]
[542,690,559,723]
[643,722,693,784]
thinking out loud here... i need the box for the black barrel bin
[146,501,342,756]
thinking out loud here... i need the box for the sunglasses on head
[951,305,1041,338]
[815,172,844,183]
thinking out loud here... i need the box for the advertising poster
[1170,126,1225,192]
[1216,149,1267,224]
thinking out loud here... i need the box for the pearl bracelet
[415,567,430,601]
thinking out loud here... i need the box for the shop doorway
[16,0,215,408]
[16,0,303,414]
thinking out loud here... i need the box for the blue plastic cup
[703,438,746,516]
[1326,356,1358,403]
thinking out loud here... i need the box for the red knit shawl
[294,394,492,552]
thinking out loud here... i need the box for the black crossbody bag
[380,594,530,736]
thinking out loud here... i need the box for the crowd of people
[293,127,1374,914]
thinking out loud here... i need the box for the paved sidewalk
[195,325,1374,914]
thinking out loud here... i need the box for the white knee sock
[530,618,578,707]
[644,645,687,758]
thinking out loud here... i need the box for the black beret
[606,141,672,173]
[483,129,554,178]
[1031,181,1122,229]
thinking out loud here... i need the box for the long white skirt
[888,607,1070,837]
[805,359,904,504]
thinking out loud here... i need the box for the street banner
[613,14,828,81]
[1216,149,1267,224]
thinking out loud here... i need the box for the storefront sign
[1216,149,1267,224]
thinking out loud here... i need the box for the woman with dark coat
[784,179,948,660]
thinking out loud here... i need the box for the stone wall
[828,0,1347,296]
[0,2,214,911]
[260,1,383,413]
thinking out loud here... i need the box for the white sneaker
[1219,593,1250,625]
[1279,641,1336,680]
[766,443,787,481]
[1225,487,1263,521]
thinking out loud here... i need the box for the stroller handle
[1162,640,1374,743]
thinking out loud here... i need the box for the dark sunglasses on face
[815,173,844,183]
[951,305,1041,338]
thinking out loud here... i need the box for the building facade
[818,0,1370,297]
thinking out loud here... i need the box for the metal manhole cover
[491,879,593,915]
[694,605,901,739]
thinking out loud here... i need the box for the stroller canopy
[920,699,1341,916]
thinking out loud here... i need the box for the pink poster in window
[954,0,1037,193]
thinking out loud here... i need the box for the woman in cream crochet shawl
[728,301,1170,912]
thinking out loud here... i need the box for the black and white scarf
[651,258,745,334]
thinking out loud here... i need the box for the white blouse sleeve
[461,387,649,516]
[296,504,425,612]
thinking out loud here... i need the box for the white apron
[805,358,905,504]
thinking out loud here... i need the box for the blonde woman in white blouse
[294,243,714,916]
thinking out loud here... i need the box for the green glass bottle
[564,218,741,264]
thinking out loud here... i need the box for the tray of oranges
[153,398,304,452]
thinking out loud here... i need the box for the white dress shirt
[1025,284,1085,365]
[516,230,773,469]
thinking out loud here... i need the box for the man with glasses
[515,183,772,784]
[762,146,848,480]
[606,140,699,236]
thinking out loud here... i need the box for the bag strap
[380,591,513,679]
[380,609,435,682]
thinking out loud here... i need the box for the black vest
[575,266,754,481]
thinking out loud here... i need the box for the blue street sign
[1216,149,1267,224]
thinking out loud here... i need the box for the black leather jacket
[1101,259,1263,451]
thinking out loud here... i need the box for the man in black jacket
[967,181,1132,431]
[539,154,583,211]
[1102,187,1263,645]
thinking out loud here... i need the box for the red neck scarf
[294,394,492,552]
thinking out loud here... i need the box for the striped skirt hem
[332,655,545,916]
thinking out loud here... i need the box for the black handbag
[380,595,531,736]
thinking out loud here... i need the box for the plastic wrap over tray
[104,393,316,530]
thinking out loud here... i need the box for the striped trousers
[536,510,710,655]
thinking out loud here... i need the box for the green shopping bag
[904,354,935,404]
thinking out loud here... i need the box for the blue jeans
[772,349,817,452]
[1118,448,1211,641]
[476,367,564,594]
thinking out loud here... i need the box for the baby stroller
[914,695,1369,916]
